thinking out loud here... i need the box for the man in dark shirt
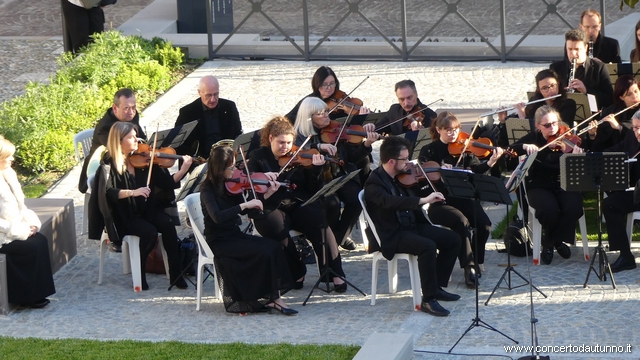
[376,80,438,135]
[579,9,621,64]
[550,29,613,110]
[174,75,242,159]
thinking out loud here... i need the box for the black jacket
[605,130,640,186]
[78,109,146,193]
[174,97,242,159]
[550,57,613,110]
[511,131,565,191]
[591,33,621,64]
[580,103,634,152]
[376,100,437,135]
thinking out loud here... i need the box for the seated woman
[200,145,297,315]
[0,136,55,308]
[582,75,640,152]
[293,97,380,250]
[630,19,640,62]
[91,122,192,290]
[419,112,504,281]
[511,106,584,264]
[248,116,347,292]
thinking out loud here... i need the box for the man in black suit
[376,80,438,135]
[550,29,613,110]
[364,136,461,316]
[580,9,621,64]
[174,75,242,159]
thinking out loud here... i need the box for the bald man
[175,75,242,159]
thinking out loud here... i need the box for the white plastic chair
[74,129,94,234]
[528,205,590,265]
[184,193,221,310]
[626,211,640,245]
[357,190,422,310]
[97,231,170,292]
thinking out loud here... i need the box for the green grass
[0,338,359,360]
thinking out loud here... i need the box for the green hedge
[0,31,184,175]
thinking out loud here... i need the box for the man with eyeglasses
[579,9,621,64]
[364,136,461,316]
[601,109,640,273]
[550,28,613,109]
[376,80,438,135]
[175,75,242,160]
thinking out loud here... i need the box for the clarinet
[567,58,576,93]
[588,37,594,59]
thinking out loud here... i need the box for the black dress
[200,180,292,313]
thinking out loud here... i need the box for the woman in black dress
[200,145,296,315]
[0,136,55,308]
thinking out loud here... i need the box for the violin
[325,90,364,115]
[225,169,295,194]
[320,120,370,144]
[402,106,425,130]
[277,145,344,168]
[546,125,582,153]
[128,143,204,169]
[396,161,442,187]
[447,132,517,159]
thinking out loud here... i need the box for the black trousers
[603,191,640,256]
[427,203,475,268]
[527,187,583,248]
[394,223,460,300]
[254,203,345,278]
[325,179,363,245]
[0,233,56,305]
[61,0,104,53]
[441,197,491,264]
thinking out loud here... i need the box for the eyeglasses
[314,110,329,116]
[226,165,236,171]
[394,157,409,162]
[443,127,460,134]
[633,126,640,132]
[539,121,558,129]
[203,93,218,100]
[320,82,336,89]
[540,83,558,92]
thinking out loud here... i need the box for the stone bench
[0,198,76,314]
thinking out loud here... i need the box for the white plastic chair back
[74,129,94,162]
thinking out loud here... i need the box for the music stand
[505,118,532,145]
[560,153,628,289]
[567,93,596,124]
[485,154,547,305]
[176,163,208,202]
[300,170,366,306]
[438,170,518,352]
[148,120,199,149]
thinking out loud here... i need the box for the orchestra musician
[550,29,613,109]
[582,75,640,152]
[579,9,621,64]
[174,75,242,160]
[601,109,640,273]
[630,20,640,62]
[293,97,380,251]
[510,106,584,265]
[418,112,503,276]
[364,136,461,317]
[376,80,438,135]
[248,116,347,292]
[89,122,192,290]
[199,145,297,314]
[285,66,370,124]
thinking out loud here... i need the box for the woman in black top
[418,112,503,279]
[248,116,347,292]
[200,145,296,315]
[511,106,584,265]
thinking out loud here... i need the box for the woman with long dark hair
[630,20,640,62]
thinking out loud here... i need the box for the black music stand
[485,154,547,305]
[148,120,198,149]
[176,163,208,202]
[560,153,628,289]
[438,170,518,352]
[301,170,366,306]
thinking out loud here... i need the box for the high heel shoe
[293,277,304,290]
[267,302,298,316]
[334,282,347,293]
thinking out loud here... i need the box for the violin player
[376,80,438,135]
[174,75,242,160]
[199,145,298,314]
[418,112,503,282]
[510,106,584,265]
[88,122,192,290]
[293,97,380,251]
[248,116,347,292]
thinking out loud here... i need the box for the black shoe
[141,278,149,291]
[464,266,478,289]
[171,276,188,289]
[334,282,347,293]
[555,243,571,259]
[434,288,460,302]
[293,278,304,290]
[109,242,122,253]
[340,238,357,251]
[267,302,298,316]
[541,246,554,265]
[611,254,637,273]
[420,299,449,316]
[26,298,50,309]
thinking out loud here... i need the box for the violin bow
[412,160,444,204]
[145,124,160,189]
[277,135,313,176]
[375,98,443,132]
[454,116,485,168]
[333,106,356,148]
[238,145,258,201]
[538,111,601,151]
[327,76,370,114]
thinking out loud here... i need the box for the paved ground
[2,1,640,359]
